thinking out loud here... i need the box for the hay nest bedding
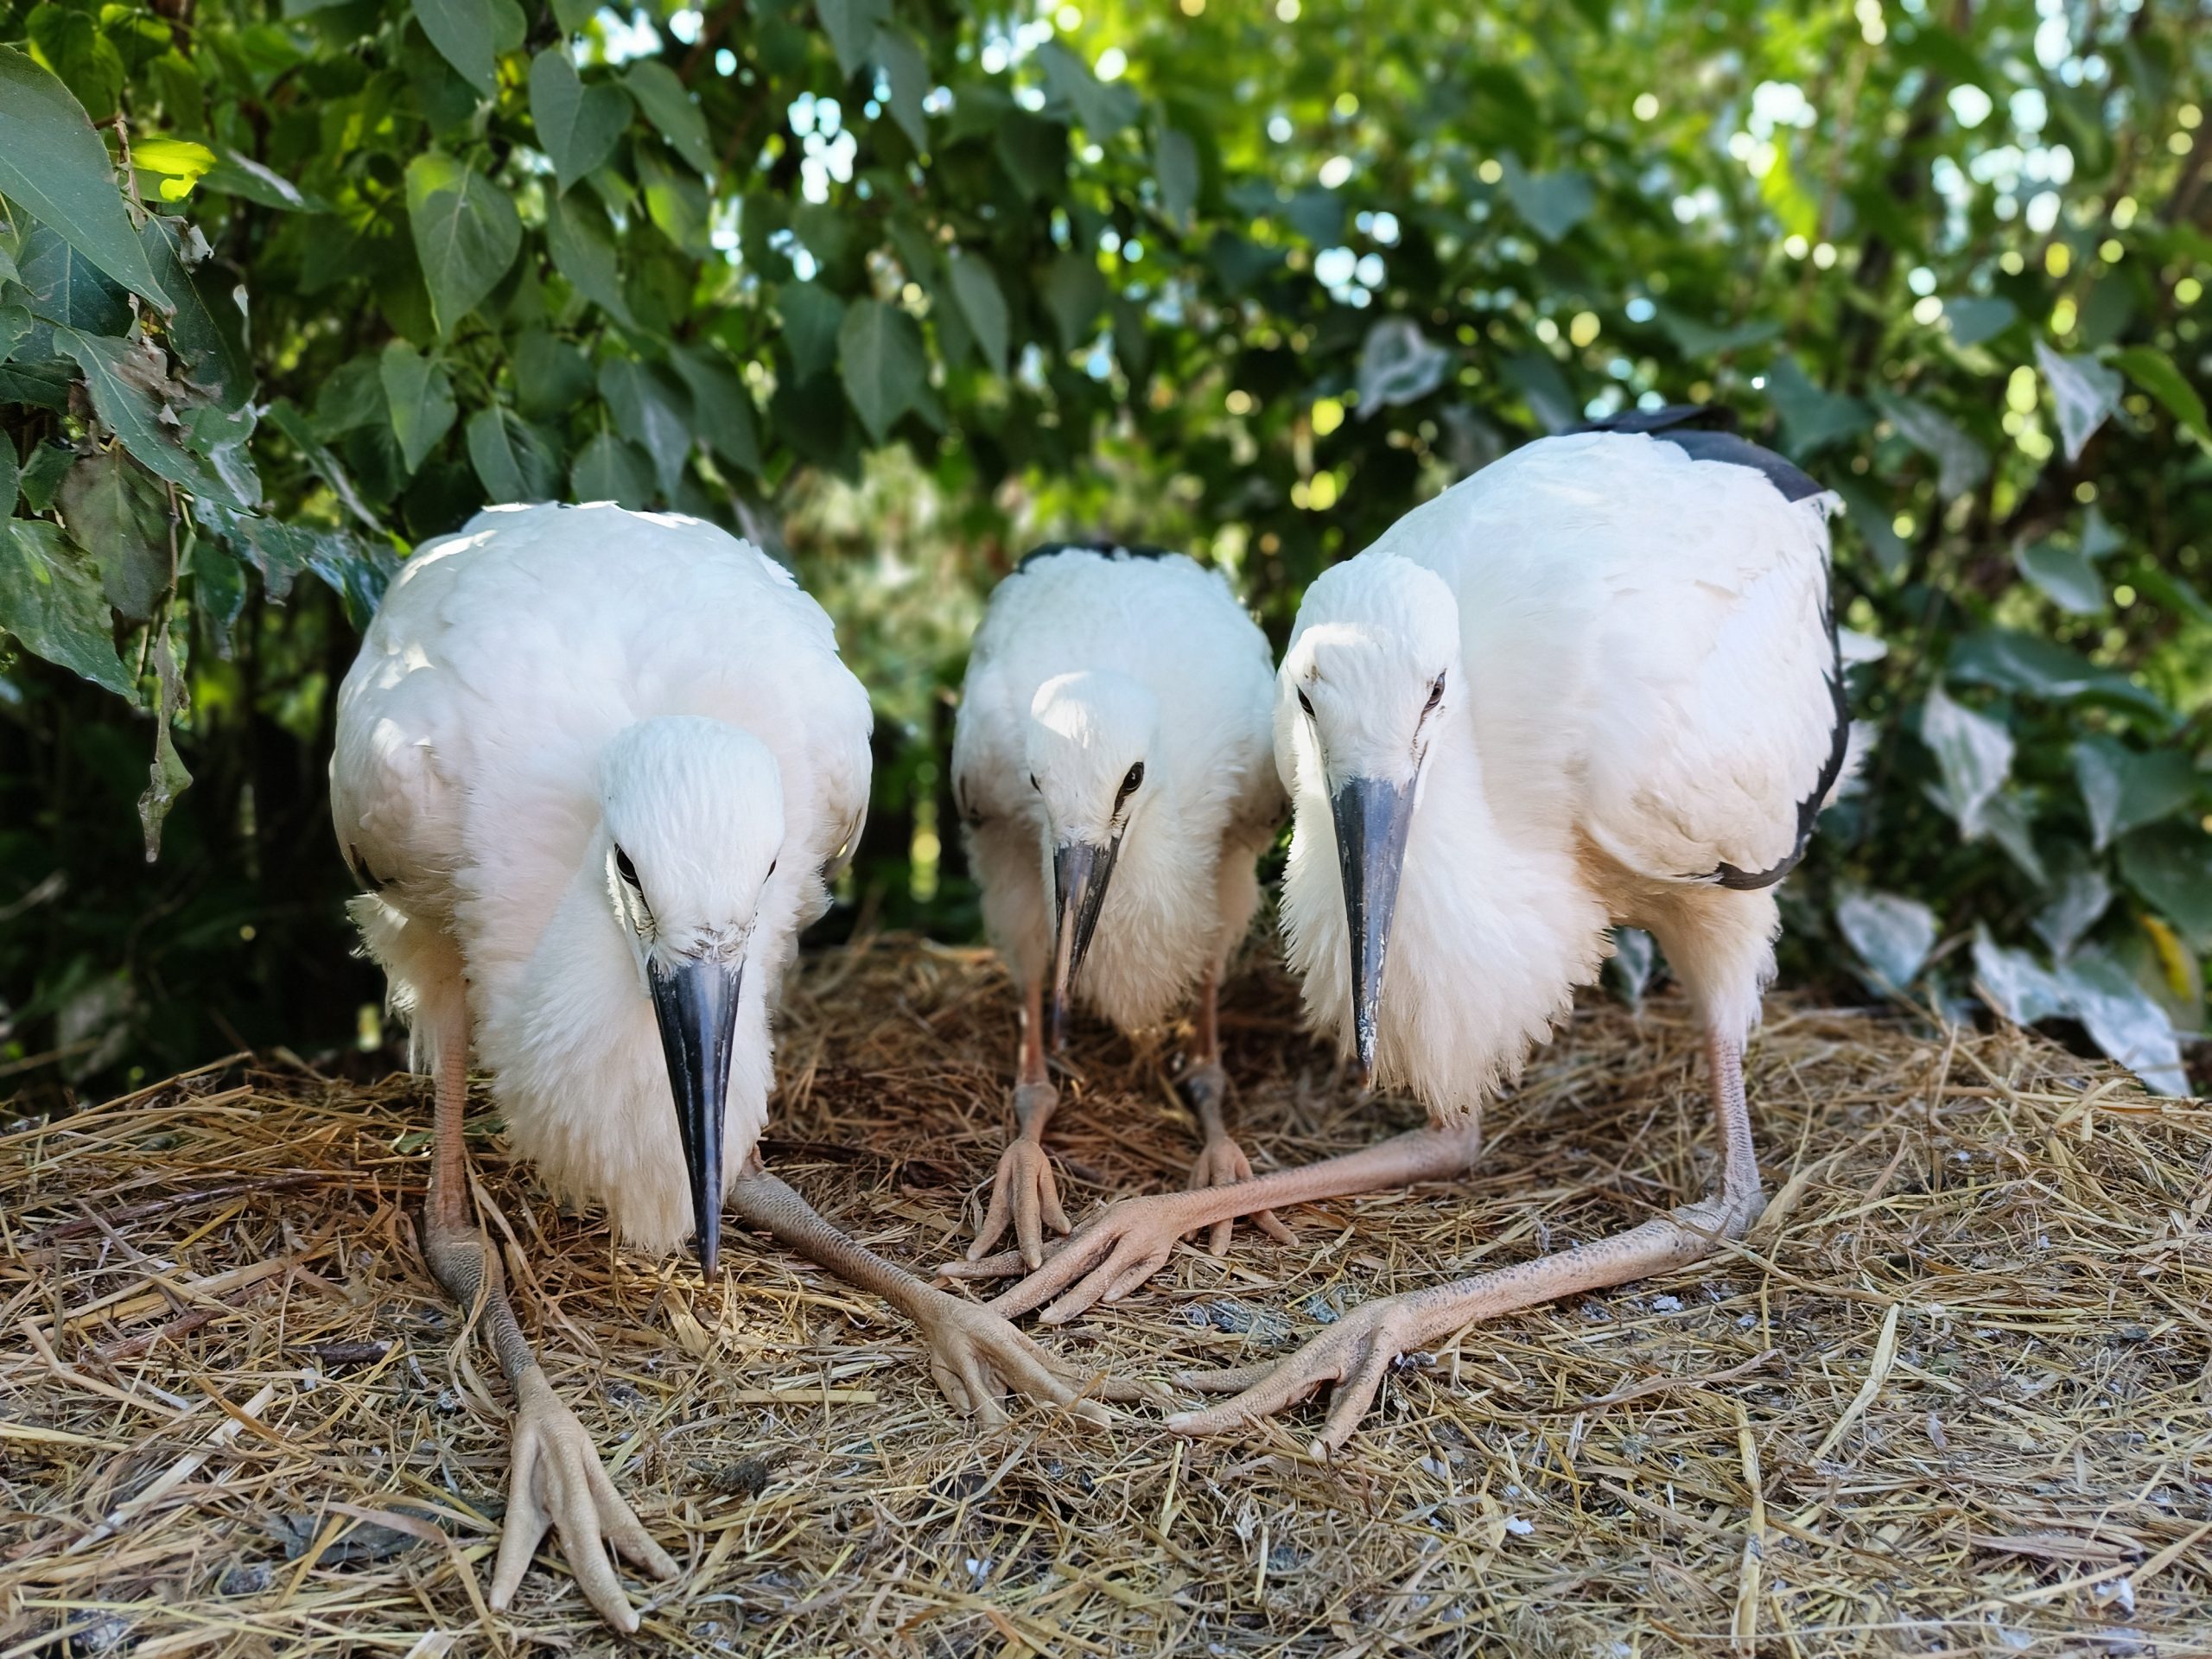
[3,937,2209,1658]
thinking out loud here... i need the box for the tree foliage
[0,0,2207,1096]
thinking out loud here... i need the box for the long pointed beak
[647,956,742,1276]
[1048,836,1120,1051]
[1330,777,1414,1084]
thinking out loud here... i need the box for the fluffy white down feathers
[1279,432,1844,1121]
[331,504,871,1254]
[953,549,1282,1031]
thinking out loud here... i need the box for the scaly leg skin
[728,1156,1164,1422]
[942,1116,1486,1319]
[1178,970,1293,1255]
[1168,1027,1768,1458]
[969,975,1071,1270]
[418,1001,677,1634]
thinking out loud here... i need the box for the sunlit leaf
[2056,949,2187,1096]
[1971,927,2069,1027]
[1919,683,2011,838]
[406,152,520,335]
[2035,341,2121,463]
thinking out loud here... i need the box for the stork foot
[912,1287,1169,1423]
[967,1083,1071,1270]
[489,1366,679,1631]
[1166,1291,1427,1459]
[1176,1063,1293,1255]
[951,1189,1205,1320]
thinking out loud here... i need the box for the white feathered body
[332,505,871,1253]
[1280,432,1844,1121]
[954,549,1282,1030]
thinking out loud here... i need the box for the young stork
[333,505,1135,1630]
[944,543,1286,1269]
[976,414,1849,1452]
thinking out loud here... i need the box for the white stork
[942,544,1286,1268]
[333,505,1136,1630]
[976,414,1850,1453]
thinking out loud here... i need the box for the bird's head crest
[1281,556,1459,785]
[1023,670,1160,845]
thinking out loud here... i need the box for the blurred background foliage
[1,0,2207,1104]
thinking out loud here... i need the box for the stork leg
[1168,1027,1767,1457]
[942,1116,1485,1318]
[418,996,677,1632]
[728,1155,1161,1422]
[968,974,1071,1270]
[1178,970,1293,1255]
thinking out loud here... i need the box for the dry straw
[3,937,2208,1655]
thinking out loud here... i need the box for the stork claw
[488,1366,678,1631]
[1166,1291,1427,1458]
[912,1287,1171,1420]
[967,1086,1071,1269]
[1185,1134,1294,1255]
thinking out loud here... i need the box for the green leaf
[58,446,173,619]
[1154,125,1198,226]
[636,147,712,254]
[513,327,594,417]
[816,0,889,79]
[1872,391,1987,501]
[18,220,130,334]
[1919,683,2011,838]
[571,429,653,508]
[141,217,251,410]
[1942,296,2017,347]
[0,516,135,697]
[466,405,558,503]
[27,3,124,120]
[2035,341,2121,463]
[405,152,521,336]
[598,356,691,496]
[2109,345,2212,447]
[1496,154,1594,243]
[995,113,1065,200]
[199,150,324,213]
[1833,480,1909,581]
[190,531,247,658]
[837,299,925,442]
[530,50,631,194]
[1653,308,1781,358]
[543,188,632,325]
[1834,888,1936,992]
[1359,318,1452,414]
[137,626,190,861]
[874,25,928,153]
[2014,538,2105,614]
[17,438,75,512]
[550,0,595,32]
[2118,825,2212,956]
[669,345,761,474]
[380,340,458,472]
[0,304,31,366]
[2072,737,2198,852]
[131,137,217,203]
[54,327,247,505]
[781,282,845,382]
[1042,251,1106,353]
[0,432,16,516]
[625,60,715,177]
[1766,359,1870,454]
[1948,627,2171,718]
[1033,41,1137,139]
[412,0,521,97]
[948,251,1009,378]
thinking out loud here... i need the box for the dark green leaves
[2014,538,2104,613]
[54,327,250,506]
[816,0,890,79]
[57,446,172,619]
[0,517,136,697]
[0,48,171,310]
[626,60,715,177]
[1154,126,1199,226]
[543,189,632,325]
[1035,42,1138,139]
[2110,346,2211,448]
[1767,358,1871,454]
[782,283,846,381]
[466,406,559,503]
[949,252,1010,378]
[1042,251,1106,353]
[1497,155,1593,243]
[413,0,524,98]
[381,340,458,472]
[598,356,691,495]
[875,27,929,152]
[19,223,130,334]
[669,346,761,475]
[838,300,925,441]
[531,51,631,194]
[571,430,653,508]
[405,153,521,335]
[2072,738,2198,851]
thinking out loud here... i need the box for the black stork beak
[647,956,742,1276]
[1048,836,1121,1051]
[1330,777,1415,1084]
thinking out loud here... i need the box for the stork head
[1280,556,1460,1082]
[1022,670,1160,1047]
[598,716,786,1276]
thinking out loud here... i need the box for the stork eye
[1118,761,1145,801]
[613,846,640,887]
[1422,674,1446,715]
[1297,688,1314,717]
